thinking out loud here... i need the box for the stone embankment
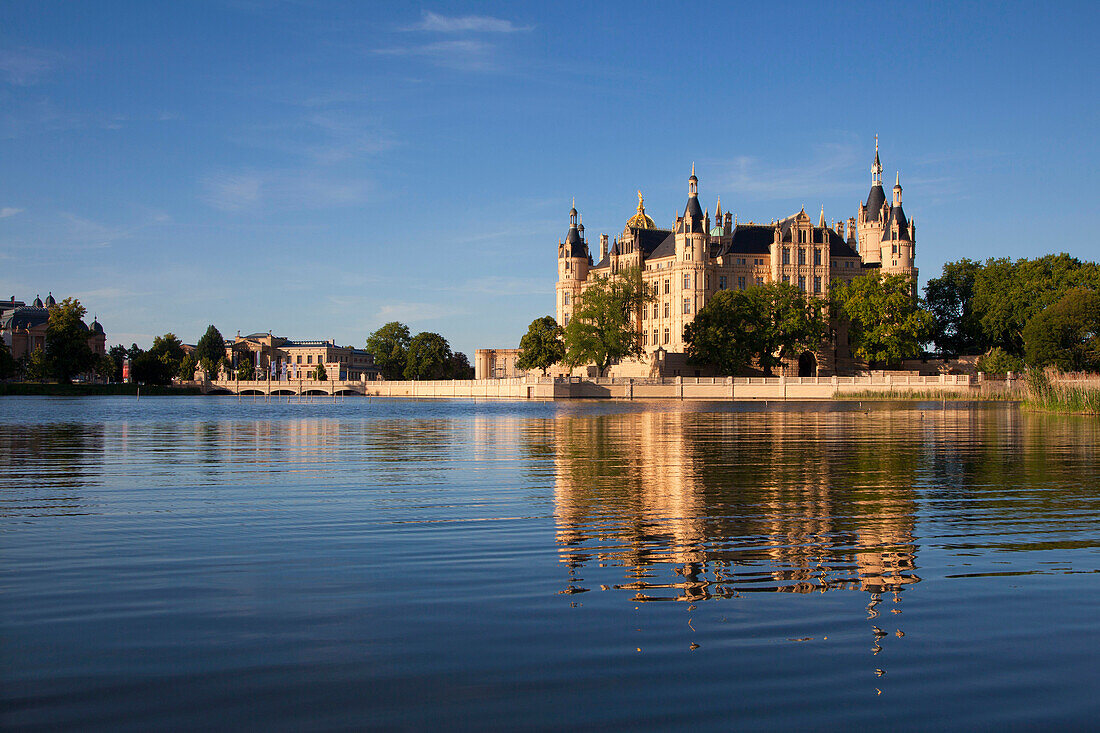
[203,374,974,400]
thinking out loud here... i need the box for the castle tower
[880,172,918,287]
[670,164,708,352]
[857,137,888,264]
[556,200,590,327]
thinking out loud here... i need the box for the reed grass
[834,388,1011,401]
[1023,378,1100,414]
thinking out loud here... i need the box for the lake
[1,396,1098,730]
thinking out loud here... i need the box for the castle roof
[864,184,887,221]
[1,306,50,331]
[881,204,911,241]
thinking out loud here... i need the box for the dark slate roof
[91,319,105,334]
[863,261,882,270]
[647,232,677,259]
[721,224,775,255]
[864,184,887,221]
[681,196,705,233]
[1,306,50,331]
[881,204,911,241]
[827,229,860,258]
[564,224,587,257]
[630,227,673,255]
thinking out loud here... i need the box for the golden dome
[625,190,656,229]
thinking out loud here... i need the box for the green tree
[976,346,1025,375]
[684,289,763,375]
[195,325,226,375]
[516,316,565,375]
[563,266,654,377]
[312,361,328,380]
[924,258,987,355]
[44,297,96,383]
[0,338,16,380]
[447,351,474,379]
[149,333,186,378]
[366,322,412,380]
[685,283,826,377]
[1022,288,1100,372]
[404,332,452,380]
[108,344,127,382]
[972,253,1100,355]
[831,274,933,368]
[178,353,199,381]
[236,360,255,381]
[131,350,174,385]
[93,354,115,382]
[21,347,50,381]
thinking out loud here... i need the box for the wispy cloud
[0,207,23,219]
[711,141,864,201]
[376,301,466,323]
[0,47,62,85]
[452,276,554,296]
[405,11,530,33]
[200,170,372,212]
[374,39,496,72]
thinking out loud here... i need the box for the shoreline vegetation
[0,383,203,397]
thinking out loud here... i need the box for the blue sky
[2,1,1097,355]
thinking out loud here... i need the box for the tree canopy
[44,297,96,383]
[516,316,565,375]
[924,258,987,356]
[1023,288,1100,372]
[404,331,452,380]
[562,266,654,376]
[0,338,16,380]
[831,274,932,367]
[684,283,825,377]
[971,254,1100,356]
[195,325,226,374]
[366,322,412,380]
[313,361,328,380]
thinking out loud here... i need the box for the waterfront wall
[205,373,975,400]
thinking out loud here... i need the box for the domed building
[0,293,107,363]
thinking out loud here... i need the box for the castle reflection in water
[535,408,929,607]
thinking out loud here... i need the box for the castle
[554,141,918,377]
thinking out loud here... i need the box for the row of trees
[924,254,1100,372]
[1,298,115,383]
[365,322,474,380]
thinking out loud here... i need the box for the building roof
[827,228,861,257]
[648,232,677,259]
[881,204,911,241]
[1,306,50,331]
[721,224,775,255]
[864,184,887,221]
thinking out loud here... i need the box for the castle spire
[688,163,698,197]
[872,135,883,185]
[819,206,826,227]
[893,172,903,206]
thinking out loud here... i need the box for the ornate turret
[857,137,889,264]
[32,295,43,308]
[45,292,57,307]
[681,163,705,234]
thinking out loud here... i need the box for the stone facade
[225,332,380,381]
[555,142,918,377]
[0,293,107,361]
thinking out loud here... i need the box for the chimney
[600,234,608,261]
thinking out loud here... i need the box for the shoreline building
[224,332,380,381]
[554,141,918,377]
[1,293,107,361]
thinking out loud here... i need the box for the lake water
[1,396,1098,731]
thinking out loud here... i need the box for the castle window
[682,297,691,315]
[307,355,313,364]
[832,260,837,268]
[563,314,569,325]
[798,276,806,292]
[663,328,670,345]
[653,303,659,319]
[643,331,649,346]
[799,230,807,244]
[653,329,658,346]
[663,302,670,318]
[756,276,764,286]
[814,276,822,294]
[664,279,670,294]
[683,274,691,289]
[738,276,746,290]
[798,249,806,265]
[782,249,790,265]
[563,293,569,306]
[719,276,727,290]
[814,250,821,266]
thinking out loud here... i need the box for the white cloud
[200,170,373,212]
[201,173,264,211]
[406,11,530,33]
[455,276,554,296]
[374,39,497,72]
[0,47,61,85]
[711,141,864,201]
[0,207,23,219]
